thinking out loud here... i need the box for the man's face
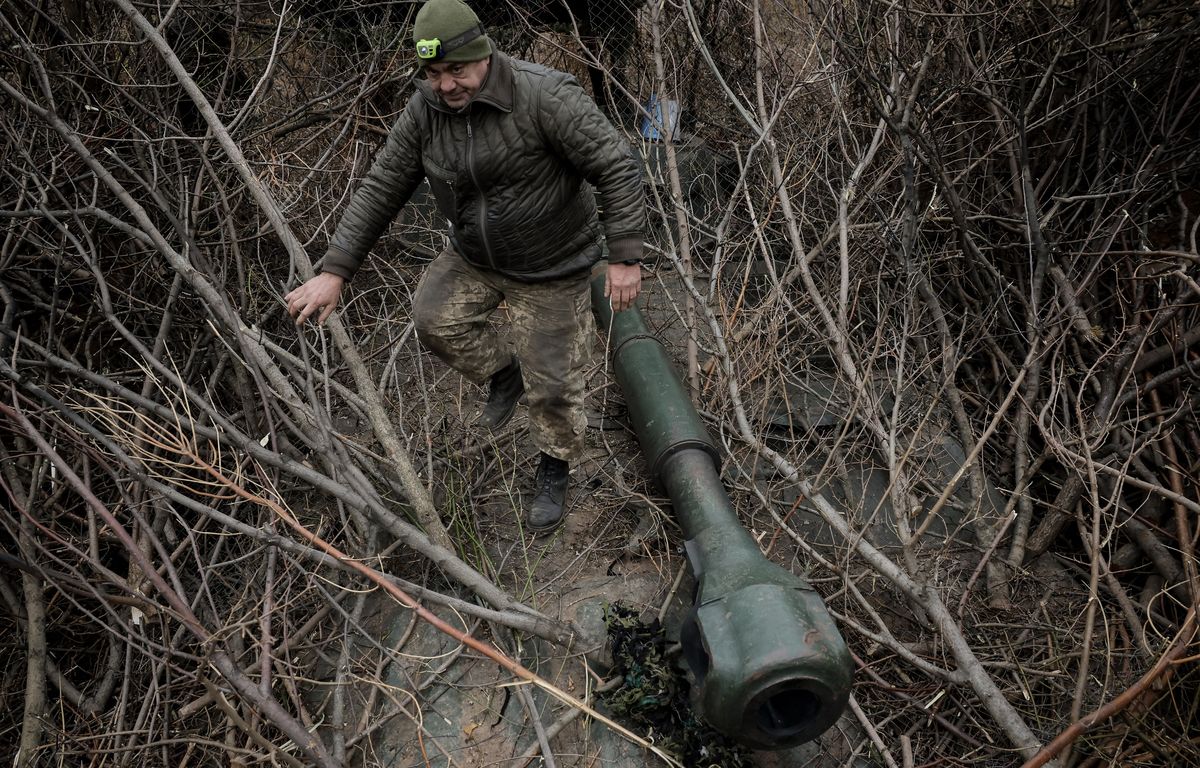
[425,58,490,110]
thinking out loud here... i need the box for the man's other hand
[285,273,345,325]
[605,262,642,312]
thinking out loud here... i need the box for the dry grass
[1,1,1198,766]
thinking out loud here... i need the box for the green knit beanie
[413,0,493,64]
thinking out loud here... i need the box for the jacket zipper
[466,118,497,270]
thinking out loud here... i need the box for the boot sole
[527,511,568,535]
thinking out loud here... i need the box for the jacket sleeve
[321,94,427,281]
[536,73,646,263]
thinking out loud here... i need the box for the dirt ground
[327,268,871,767]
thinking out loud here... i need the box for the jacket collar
[416,51,514,115]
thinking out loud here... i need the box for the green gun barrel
[592,273,853,750]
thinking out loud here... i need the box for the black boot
[528,452,569,532]
[476,357,524,430]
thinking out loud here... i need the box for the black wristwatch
[619,259,643,266]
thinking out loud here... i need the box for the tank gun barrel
[592,273,853,749]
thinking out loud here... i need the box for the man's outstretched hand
[605,262,642,312]
[285,272,345,325]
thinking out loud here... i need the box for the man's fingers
[619,284,640,311]
[604,264,642,312]
[286,287,310,319]
[286,274,345,324]
[610,289,631,311]
[293,292,318,324]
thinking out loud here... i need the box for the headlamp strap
[442,24,484,54]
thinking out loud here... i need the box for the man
[286,0,646,532]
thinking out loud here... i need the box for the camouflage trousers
[413,248,594,462]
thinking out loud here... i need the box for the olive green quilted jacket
[321,52,645,282]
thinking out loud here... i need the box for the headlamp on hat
[414,24,485,63]
[416,38,442,60]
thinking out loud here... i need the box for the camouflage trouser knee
[412,248,594,462]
